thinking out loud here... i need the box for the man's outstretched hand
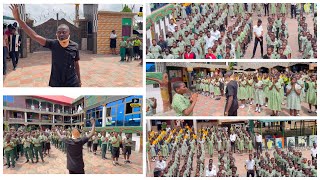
[9,4,21,22]
[90,118,96,126]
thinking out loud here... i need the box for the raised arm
[55,127,66,140]
[10,4,46,46]
[86,118,96,139]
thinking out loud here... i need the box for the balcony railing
[24,105,72,114]
[8,118,25,123]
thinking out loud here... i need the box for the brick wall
[97,12,135,54]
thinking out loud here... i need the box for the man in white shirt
[206,163,217,177]
[168,19,176,33]
[210,25,220,41]
[154,156,166,177]
[204,32,215,53]
[245,154,255,177]
[251,19,263,59]
[230,131,237,153]
[255,132,263,153]
[310,143,317,160]
[291,3,297,19]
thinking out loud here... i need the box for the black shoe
[42,159,44,163]
[36,160,39,163]
[32,160,34,163]
[12,165,15,168]
[25,160,29,163]
[7,165,10,168]
[251,56,254,59]
[13,67,16,71]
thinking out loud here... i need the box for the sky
[65,95,80,99]
[4,4,142,25]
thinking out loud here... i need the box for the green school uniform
[238,80,247,100]
[306,81,317,105]
[268,81,282,111]
[120,40,127,60]
[286,83,302,110]
[172,93,192,116]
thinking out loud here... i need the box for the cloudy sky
[4,4,142,25]
[66,95,80,99]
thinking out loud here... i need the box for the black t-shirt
[225,80,239,112]
[63,137,89,171]
[263,54,270,59]
[157,41,167,51]
[44,39,80,87]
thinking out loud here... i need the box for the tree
[121,4,132,12]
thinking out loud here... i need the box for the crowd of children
[3,126,134,169]
[147,123,317,177]
[146,3,317,59]
[194,69,317,116]
[120,36,143,65]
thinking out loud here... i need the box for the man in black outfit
[10,4,81,87]
[251,19,264,58]
[224,71,238,116]
[56,117,96,174]
[264,3,269,16]
[291,3,297,19]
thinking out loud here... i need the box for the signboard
[286,137,295,148]
[130,98,141,108]
[275,138,284,148]
[298,136,308,147]
[266,138,275,150]
[309,135,317,146]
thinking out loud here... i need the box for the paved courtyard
[3,51,142,87]
[147,147,312,177]
[151,93,316,116]
[241,11,315,59]
[4,146,143,174]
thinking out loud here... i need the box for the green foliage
[121,4,132,12]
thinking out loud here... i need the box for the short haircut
[57,24,70,31]
[225,71,234,78]
[172,81,184,92]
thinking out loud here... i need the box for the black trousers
[256,170,260,177]
[231,141,236,153]
[247,170,255,177]
[256,142,262,153]
[69,169,85,174]
[10,51,19,68]
[264,4,269,16]
[3,47,8,75]
[228,108,238,116]
[252,37,263,57]
[291,5,297,18]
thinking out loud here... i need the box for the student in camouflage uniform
[123,133,133,163]
[32,133,44,163]
[22,133,34,163]
[4,135,15,168]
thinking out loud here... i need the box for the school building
[83,95,143,152]
[146,3,173,47]
[16,4,139,57]
[3,95,79,130]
